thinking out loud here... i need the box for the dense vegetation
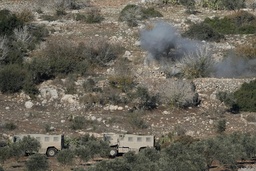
[87,132,256,171]
[2,133,256,170]
[217,80,256,113]
[183,11,256,42]
[119,4,163,27]
[204,11,256,34]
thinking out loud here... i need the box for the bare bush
[14,26,32,45]
[158,79,199,108]
[15,9,35,23]
[84,38,123,67]
[179,45,214,79]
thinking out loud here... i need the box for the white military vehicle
[13,134,64,157]
[103,133,155,157]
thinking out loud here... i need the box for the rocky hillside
[0,0,256,142]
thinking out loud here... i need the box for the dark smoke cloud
[140,21,256,78]
[140,21,200,62]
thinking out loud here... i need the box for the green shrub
[203,11,256,34]
[75,134,110,159]
[69,0,90,10]
[0,37,26,65]
[75,9,104,23]
[141,7,163,18]
[215,119,226,134]
[182,22,224,42]
[179,0,195,13]
[20,136,41,154]
[64,75,77,94]
[220,0,245,11]
[84,8,104,23]
[251,2,256,11]
[119,4,162,27]
[128,112,149,130]
[9,136,41,158]
[26,57,54,84]
[216,91,239,113]
[0,9,24,36]
[109,76,134,93]
[203,17,235,34]
[56,9,67,16]
[16,9,35,23]
[0,64,26,93]
[75,13,87,22]
[4,122,17,130]
[43,39,80,76]
[133,87,158,110]
[57,149,75,165]
[234,80,256,112]
[0,24,48,66]
[75,146,91,162]
[235,40,256,59]
[22,74,40,98]
[0,166,4,171]
[70,116,86,130]
[28,24,49,43]
[82,140,110,158]
[0,146,10,164]
[229,11,256,26]
[25,154,49,171]
[201,0,245,10]
[83,78,96,92]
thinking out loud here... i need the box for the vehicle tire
[46,148,57,157]
[109,149,117,157]
[139,147,146,152]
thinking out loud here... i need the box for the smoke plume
[140,21,200,64]
[140,21,256,78]
[214,54,256,78]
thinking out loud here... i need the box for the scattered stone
[25,101,34,109]
[162,111,170,115]
[61,94,79,104]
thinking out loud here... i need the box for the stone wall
[194,78,255,94]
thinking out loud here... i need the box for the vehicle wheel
[46,148,56,157]
[109,149,117,157]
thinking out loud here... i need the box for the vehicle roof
[14,134,63,137]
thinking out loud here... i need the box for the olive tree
[25,154,49,171]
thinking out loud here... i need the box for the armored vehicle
[13,134,64,157]
[103,133,155,157]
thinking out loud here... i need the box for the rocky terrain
[0,0,256,170]
[0,0,256,139]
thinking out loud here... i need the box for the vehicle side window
[45,137,50,142]
[128,137,133,142]
[53,137,59,141]
[137,137,142,142]
[36,137,41,141]
[146,137,151,142]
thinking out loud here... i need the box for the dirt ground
[0,0,256,171]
